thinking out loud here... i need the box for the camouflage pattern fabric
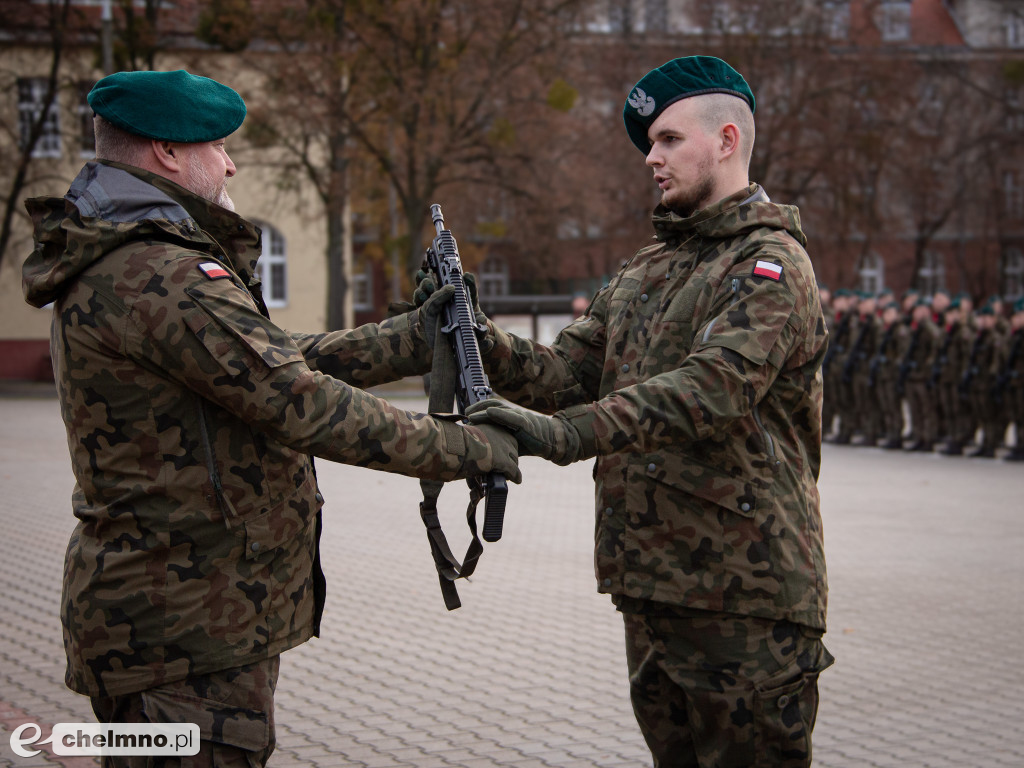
[622,607,833,768]
[458,184,829,630]
[900,318,942,448]
[91,655,279,768]
[965,326,1006,454]
[22,160,510,697]
[935,321,973,447]
[871,320,907,445]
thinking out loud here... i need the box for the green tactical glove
[418,284,456,349]
[468,422,523,484]
[466,399,591,466]
[414,271,492,351]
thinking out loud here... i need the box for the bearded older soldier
[407,57,833,767]
[21,70,519,768]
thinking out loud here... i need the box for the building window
[918,251,946,295]
[1004,247,1024,299]
[1007,13,1024,48]
[1007,86,1024,133]
[823,1,850,39]
[255,222,288,307]
[353,261,373,312]
[1005,171,1024,219]
[478,254,509,297]
[859,252,885,294]
[77,81,95,157]
[608,0,632,33]
[644,0,667,32]
[18,77,61,158]
[878,0,911,42]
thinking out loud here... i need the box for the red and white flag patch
[198,262,230,280]
[753,260,783,281]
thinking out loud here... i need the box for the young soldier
[459,57,833,766]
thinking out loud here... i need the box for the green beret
[623,56,755,153]
[914,297,932,308]
[882,301,900,312]
[977,305,994,316]
[1014,297,1024,313]
[835,288,854,298]
[88,70,246,143]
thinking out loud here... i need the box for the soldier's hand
[467,421,522,484]
[467,399,585,466]
[419,284,455,349]
[414,271,490,348]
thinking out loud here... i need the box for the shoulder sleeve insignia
[198,262,231,280]
[753,260,783,281]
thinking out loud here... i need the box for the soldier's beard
[662,159,715,218]
[183,153,235,212]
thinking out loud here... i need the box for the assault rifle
[423,204,508,543]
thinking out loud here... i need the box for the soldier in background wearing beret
[444,56,833,766]
[21,70,520,768]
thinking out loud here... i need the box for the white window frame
[823,1,850,39]
[1004,247,1024,299]
[1007,13,1024,48]
[254,222,288,308]
[1005,170,1024,219]
[878,0,911,42]
[919,251,946,296]
[18,77,61,158]
[859,251,885,294]
[352,261,374,312]
[478,254,510,298]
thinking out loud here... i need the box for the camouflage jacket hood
[24,160,261,308]
[23,161,501,697]
[477,183,830,629]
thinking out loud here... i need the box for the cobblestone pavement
[1,389,1022,767]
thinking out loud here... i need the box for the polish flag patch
[198,262,230,280]
[753,260,783,281]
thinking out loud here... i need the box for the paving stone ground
[1,388,1022,767]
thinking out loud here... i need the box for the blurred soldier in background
[871,301,906,449]
[995,298,1024,462]
[933,298,973,455]
[901,299,941,451]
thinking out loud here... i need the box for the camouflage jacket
[23,161,499,697]
[900,318,942,383]
[483,185,828,629]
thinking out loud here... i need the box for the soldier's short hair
[93,116,152,167]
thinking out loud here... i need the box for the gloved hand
[419,284,455,349]
[467,422,522,484]
[466,398,589,466]
[414,271,491,350]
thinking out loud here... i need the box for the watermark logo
[11,723,200,757]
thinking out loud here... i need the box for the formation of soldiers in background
[821,286,1024,461]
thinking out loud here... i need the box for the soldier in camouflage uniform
[995,298,1024,461]
[899,300,942,451]
[449,57,833,767]
[962,307,1005,458]
[823,289,858,444]
[21,70,519,768]
[933,299,973,455]
[844,292,880,445]
[870,301,906,449]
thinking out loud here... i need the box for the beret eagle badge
[628,87,656,117]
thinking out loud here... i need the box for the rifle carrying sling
[419,318,485,611]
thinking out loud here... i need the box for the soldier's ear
[151,140,183,174]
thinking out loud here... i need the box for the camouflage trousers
[90,656,279,768]
[623,609,834,768]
